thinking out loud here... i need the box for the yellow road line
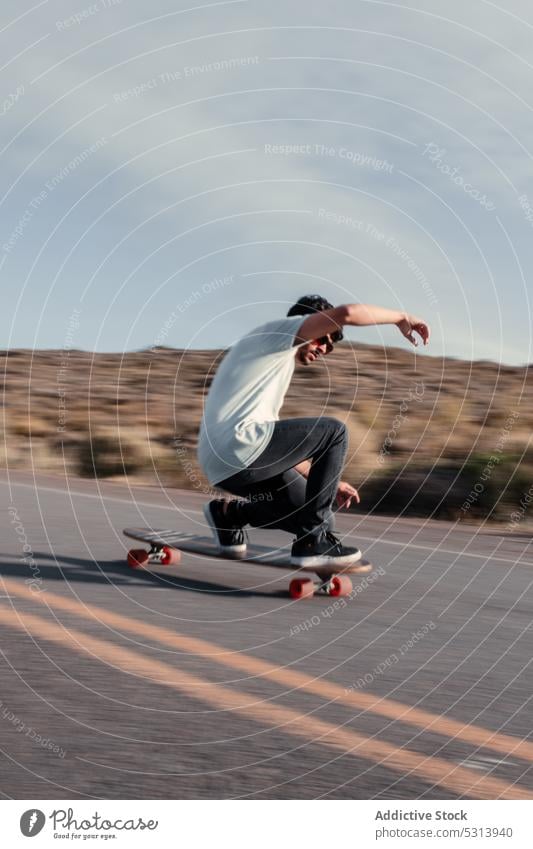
[0,603,529,800]
[2,576,532,767]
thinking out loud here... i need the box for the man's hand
[336,481,360,509]
[397,314,430,347]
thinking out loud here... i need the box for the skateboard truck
[288,574,353,600]
[127,543,181,568]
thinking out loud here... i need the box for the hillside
[1,343,532,523]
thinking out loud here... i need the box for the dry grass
[1,343,532,522]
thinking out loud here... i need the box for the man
[197,295,430,566]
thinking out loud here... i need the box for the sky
[1,0,532,363]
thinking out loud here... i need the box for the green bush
[76,433,147,478]
[357,452,533,522]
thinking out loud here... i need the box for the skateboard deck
[123,527,373,599]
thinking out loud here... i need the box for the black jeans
[218,417,348,539]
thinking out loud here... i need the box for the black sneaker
[203,499,247,558]
[290,530,362,567]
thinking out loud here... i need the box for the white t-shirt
[197,316,306,485]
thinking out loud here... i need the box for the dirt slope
[1,344,531,523]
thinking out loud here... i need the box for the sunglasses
[317,330,343,348]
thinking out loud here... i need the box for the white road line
[3,479,533,568]
[354,533,533,567]
[1,479,180,511]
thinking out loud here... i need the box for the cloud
[1,0,531,363]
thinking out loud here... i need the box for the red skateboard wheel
[289,578,315,600]
[127,548,149,568]
[160,545,181,566]
[328,575,353,597]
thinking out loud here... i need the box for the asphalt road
[1,470,532,800]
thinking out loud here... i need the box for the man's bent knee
[322,417,347,441]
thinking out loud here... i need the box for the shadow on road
[0,552,287,599]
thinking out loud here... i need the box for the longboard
[123,527,373,600]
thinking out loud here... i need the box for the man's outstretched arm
[295,303,431,348]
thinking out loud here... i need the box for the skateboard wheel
[329,575,352,597]
[160,545,181,566]
[289,578,315,600]
[127,548,149,568]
